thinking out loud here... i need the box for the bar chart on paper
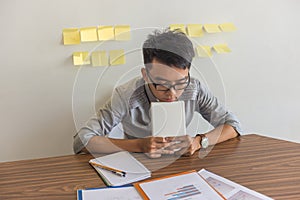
[206,177,235,194]
[228,191,265,200]
[164,184,202,200]
[136,171,224,200]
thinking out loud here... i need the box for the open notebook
[89,151,151,186]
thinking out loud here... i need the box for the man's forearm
[84,136,142,154]
[205,124,238,146]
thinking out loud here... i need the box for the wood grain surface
[0,134,299,199]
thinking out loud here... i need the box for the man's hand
[165,135,201,156]
[139,137,174,158]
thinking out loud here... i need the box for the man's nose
[167,87,177,95]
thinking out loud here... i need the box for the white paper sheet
[139,171,224,200]
[198,169,273,200]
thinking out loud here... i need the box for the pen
[89,161,126,177]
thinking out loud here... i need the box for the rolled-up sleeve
[197,81,242,135]
[73,88,127,154]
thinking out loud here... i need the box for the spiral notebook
[89,151,151,186]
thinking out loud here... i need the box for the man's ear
[141,68,148,82]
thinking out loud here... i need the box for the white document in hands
[150,101,186,137]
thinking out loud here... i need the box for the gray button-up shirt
[73,77,242,154]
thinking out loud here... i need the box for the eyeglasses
[146,70,190,91]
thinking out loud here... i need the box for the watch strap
[196,134,205,143]
[196,134,208,148]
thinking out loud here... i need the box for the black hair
[142,29,195,70]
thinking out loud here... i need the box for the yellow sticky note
[196,46,212,57]
[73,52,90,66]
[80,27,98,42]
[63,28,80,45]
[109,50,126,65]
[219,23,237,32]
[91,51,108,66]
[114,25,131,41]
[203,24,221,33]
[186,24,203,37]
[170,24,186,34]
[213,44,231,53]
[98,26,114,40]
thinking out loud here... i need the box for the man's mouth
[163,98,176,102]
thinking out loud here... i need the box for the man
[73,29,242,158]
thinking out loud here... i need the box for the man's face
[142,58,189,102]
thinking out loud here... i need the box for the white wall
[1,0,300,162]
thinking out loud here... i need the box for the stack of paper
[90,151,151,186]
[78,168,273,200]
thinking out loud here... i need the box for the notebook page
[90,151,151,186]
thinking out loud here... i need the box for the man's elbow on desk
[82,136,123,154]
[80,136,144,154]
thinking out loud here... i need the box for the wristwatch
[196,134,209,149]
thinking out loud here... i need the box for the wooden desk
[1,134,300,200]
